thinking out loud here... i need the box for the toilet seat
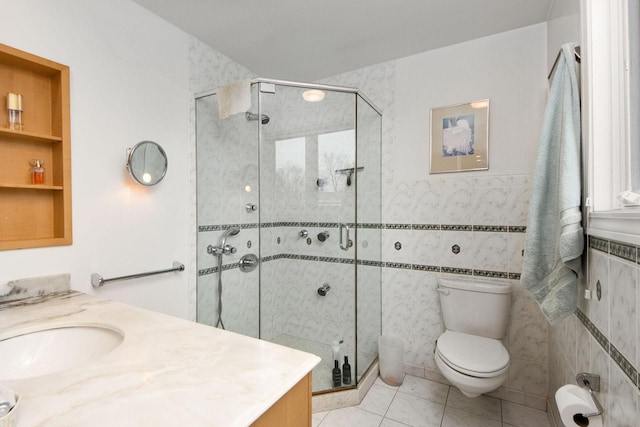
[436,330,509,377]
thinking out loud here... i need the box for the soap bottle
[342,356,351,385]
[332,360,341,387]
[331,339,343,361]
[30,159,44,185]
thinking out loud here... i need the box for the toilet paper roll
[555,384,603,427]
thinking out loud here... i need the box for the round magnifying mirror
[126,141,168,186]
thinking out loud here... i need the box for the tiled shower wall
[188,36,256,322]
[548,236,640,425]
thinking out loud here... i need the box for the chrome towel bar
[91,261,184,288]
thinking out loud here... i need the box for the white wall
[0,0,192,318]
[546,0,580,72]
[394,24,548,182]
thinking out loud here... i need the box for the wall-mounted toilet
[434,277,512,398]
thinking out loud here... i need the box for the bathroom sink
[0,325,124,381]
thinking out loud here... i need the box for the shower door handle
[339,223,351,251]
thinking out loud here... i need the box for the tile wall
[187,37,256,321]
[190,24,550,405]
[320,25,550,406]
[548,236,640,425]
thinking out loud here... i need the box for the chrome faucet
[207,228,241,257]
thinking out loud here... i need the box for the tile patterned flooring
[313,375,551,427]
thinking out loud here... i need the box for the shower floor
[270,334,376,393]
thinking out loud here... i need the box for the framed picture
[430,99,489,173]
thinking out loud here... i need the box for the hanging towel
[520,43,583,324]
[217,80,251,119]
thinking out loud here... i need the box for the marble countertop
[0,292,320,426]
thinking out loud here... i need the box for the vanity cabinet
[252,373,312,427]
[0,43,71,250]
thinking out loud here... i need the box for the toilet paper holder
[575,372,604,420]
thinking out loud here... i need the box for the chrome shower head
[245,111,270,124]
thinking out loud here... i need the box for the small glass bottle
[31,160,44,185]
[7,93,23,131]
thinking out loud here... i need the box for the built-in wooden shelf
[0,128,63,143]
[0,183,64,191]
[0,43,72,250]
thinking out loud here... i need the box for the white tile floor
[313,375,551,427]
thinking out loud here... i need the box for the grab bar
[91,261,185,288]
[339,223,351,251]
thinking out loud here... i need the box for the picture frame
[430,99,489,173]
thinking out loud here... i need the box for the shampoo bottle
[342,356,351,385]
[332,360,341,387]
[331,339,343,362]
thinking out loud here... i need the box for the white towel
[217,80,251,119]
[520,43,583,324]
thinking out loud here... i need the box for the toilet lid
[437,331,509,376]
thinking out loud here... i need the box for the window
[586,0,640,242]
[275,137,306,193]
[317,130,355,193]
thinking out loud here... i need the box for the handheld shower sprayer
[207,227,241,257]
[207,227,241,331]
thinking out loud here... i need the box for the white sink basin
[0,326,124,381]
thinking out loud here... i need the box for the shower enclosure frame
[195,78,382,395]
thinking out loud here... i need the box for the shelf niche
[0,43,72,250]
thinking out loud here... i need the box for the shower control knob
[245,203,257,213]
[317,231,330,242]
[317,283,331,296]
[207,245,222,256]
[299,229,308,238]
[222,245,237,255]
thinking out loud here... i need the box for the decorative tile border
[198,223,258,232]
[412,264,440,272]
[358,260,384,267]
[611,344,638,387]
[319,222,340,228]
[383,224,411,230]
[474,269,509,278]
[508,226,527,233]
[441,266,473,275]
[198,267,217,276]
[588,236,609,253]
[610,241,637,263]
[199,253,514,280]
[412,224,440,231]
[384,262,412,270]
[576,308,639,388]
[199,222,528,234]
[474,225,508,232]
[441,224,473,231]
[359,223,382,229]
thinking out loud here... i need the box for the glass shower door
[257,83,358,392]
[195,88,261,338]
